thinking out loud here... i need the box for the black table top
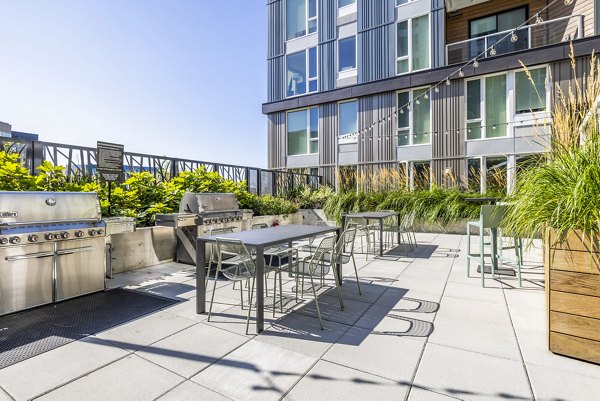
[197,224,339,247]
[343,211,398,219]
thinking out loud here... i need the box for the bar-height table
[341,211,400,257]
[196,224,341,333]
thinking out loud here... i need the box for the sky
[0,0,268,167]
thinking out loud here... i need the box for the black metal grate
[0,289,177,369]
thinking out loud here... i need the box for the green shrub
[247,195,298,217]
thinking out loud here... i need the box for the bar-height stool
[466,205,508,287]
[206,227,235,288]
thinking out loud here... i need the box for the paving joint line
[404,233,461,401]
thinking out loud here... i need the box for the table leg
[396,214,400,245]
[255,246,265,333]
[336,227,342,286]
[379,218,384,257]
[341,215,347,253]
[196,240,206,314]
[491,228,498,274]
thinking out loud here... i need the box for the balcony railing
[445,14,584,65]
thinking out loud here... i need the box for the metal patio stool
[466,205,508,287]
[345,216,377,260]
[296,220,331,254]
[206,227,235,288]
[383,211,416,251]
[331,227,362,296]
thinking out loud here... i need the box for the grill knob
[88,230,97,236]
[97,229,104,236]
[45,233,55,240]
[28,235,39,243]
[61,232,70,239]
[75,231,84,238]
[9,236,21,244]
[0,238,8,245]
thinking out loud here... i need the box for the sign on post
[97,141,124,183]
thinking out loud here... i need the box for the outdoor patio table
[341,211,400,257]
[196,224,341,333]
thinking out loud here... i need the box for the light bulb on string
[458,69,464,78]
[399,108,404,114]
[473,59,479,68]
[490,46,497,56]
[445,78,451,86]
[511,31,518,42]
[564,0,573,5]
[424,93,429,100]
[535,13,543,25]
[415,98,421,105]
[434,86,440,93]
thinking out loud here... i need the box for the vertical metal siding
[358,0,395,83]
[319,0,337,92]
[267,112,287,169]
[431,80,466,187]
[319,102,337,186]
[267,0,286,102]
[431,0,445,68]
[358,93,396,164]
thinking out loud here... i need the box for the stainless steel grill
[156,192,246,264]
[0,191,107,316]
[103,217,136,278]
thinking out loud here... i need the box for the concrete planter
[545,229,600,364]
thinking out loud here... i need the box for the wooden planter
[545,229,600,364]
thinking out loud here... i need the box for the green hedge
[0,150,301,227]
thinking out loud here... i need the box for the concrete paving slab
[96,311,196,352]
[527,363,600,401]
[442,281,506,304]
[0,336,128,401]
[413,343,532,401]
[354,304,433,340]
[35,355,184,401]
[323,326,425,382]
[296,294,371,326]
[407,387,462,400]
[256,313,350,358]
[283,360,410,401]
[191,340,316,401]
[434,296,512,328]
[157,381,233,401]
[136,322,249,378]
[0,387,12,401]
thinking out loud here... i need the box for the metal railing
[446,15,584,65]
[0,138,322,196]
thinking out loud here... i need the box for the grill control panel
[0,226,107,247]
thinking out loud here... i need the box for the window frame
[410,160,432,191]
[338,99,359,143]
[395,0,415,6]
[337,35,357,77]
[285,0,319,42]
[395,13,431,76]
[285,46,319,98]
[286,106,320,156]
[464,72,509,141]
[514,66,549,116]
[396,86,432,147]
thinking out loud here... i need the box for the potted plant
[504,51,600,364]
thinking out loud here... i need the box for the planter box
[545,229,600,364]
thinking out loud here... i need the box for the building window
[467,158,481,193]
[338,36,356,72]
[397,88,431,146]
[286,47,318,97]
[338,0,356,7]
[469,7,527,58]
[466,74,507,139]
[515,67,547,114]
[396,15,429,75]
[339,100,358,141]
[287,107,319,156]
[486,156,507,194]
[396,0,415,5]
[412,161,431,190]
[286,0,318,41]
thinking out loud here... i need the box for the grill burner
[0,191,107,316]
[155,193,246,264]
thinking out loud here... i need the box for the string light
[424,93,429,99]
[535,13,544,25]
[445,78,451,86]
[511,31,519,42]
[458,69,465,77]
[490,46,497,56]
[473,59,479,68]
[564,0,573,5]
[434,86,440,93]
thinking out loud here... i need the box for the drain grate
[0,289,177,369]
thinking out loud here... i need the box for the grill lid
[0,191,102,226]
[179,193,240,215]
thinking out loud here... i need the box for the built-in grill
[155,193,245,265]
[0,191,107,316]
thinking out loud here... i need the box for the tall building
[263,0,599,192]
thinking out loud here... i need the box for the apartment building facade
[263,0,600,192]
